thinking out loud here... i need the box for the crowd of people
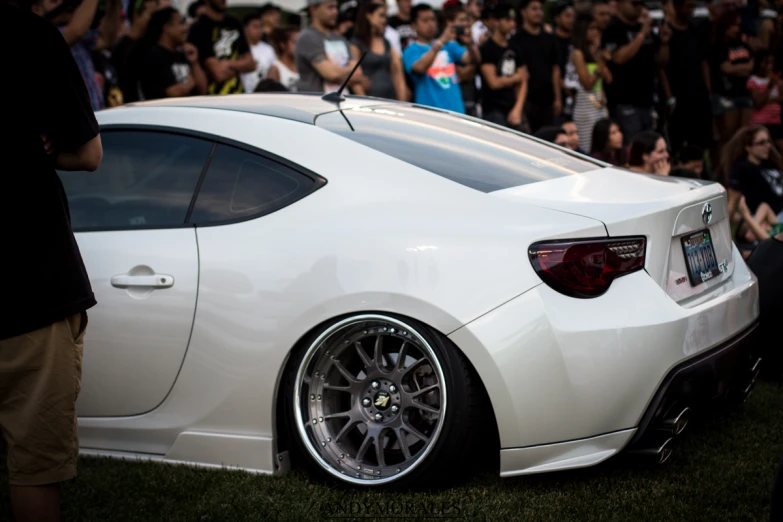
[16,0,783,253]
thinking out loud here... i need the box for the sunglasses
[631,1,644,6]
[753,138,772,146]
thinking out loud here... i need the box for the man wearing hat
[295,0,368,94]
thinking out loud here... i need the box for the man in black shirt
[746,233,783,379]
[553,1,575,83]
[188,0,255,94]
[479,3,527,130]
[511,0,562,132]
[141,7,207,100]
[602,0,670,144]
[0,3,102,521]
[389,0,416,49]
[112,0,159,103]
[660,0,712,154]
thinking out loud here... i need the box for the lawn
[2,381,782,522]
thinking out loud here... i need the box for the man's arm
[611,14,652,65]
[654,22,671,67]
[552,64,562,115]
[46,134,102,171]
[508,65,528,126]
[42,20,102,171]
[60,0,99,46]
[229,53,257,73]
[96,0,121,50]
[411,27,455,74]
[480,63,520,89]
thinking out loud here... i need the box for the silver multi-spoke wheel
[294,315,447,485]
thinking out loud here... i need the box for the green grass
[2,381,782,521]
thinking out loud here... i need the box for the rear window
[315,105,603,193]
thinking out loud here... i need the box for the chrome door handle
[111,274,174,289]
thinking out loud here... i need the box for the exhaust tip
[659,407,691,436]
[627,437,674,464]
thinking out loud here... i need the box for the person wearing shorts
[1,3,102,521]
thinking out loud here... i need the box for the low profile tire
[282,313,482,489]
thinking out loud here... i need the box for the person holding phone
[402,3,479,113]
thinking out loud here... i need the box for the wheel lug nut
[389,385,397,393]
[391,405,399,413]
[371,381,380,389]
[374,413,383,422]
[362,398,371,407]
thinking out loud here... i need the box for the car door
[58,129,213,417]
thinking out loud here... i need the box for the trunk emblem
[702,203,713,225]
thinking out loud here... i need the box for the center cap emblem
[374,391,390,410]
[702,203,713,225]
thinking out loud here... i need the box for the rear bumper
[449,244,759,476]
[627,320,760,448]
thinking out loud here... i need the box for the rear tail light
[528,237,646,298]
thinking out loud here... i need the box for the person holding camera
[1,3,103,522]
[31,0,121,111]
[442,0,479,116]
[402,3,479,113]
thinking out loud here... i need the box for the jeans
[610,105,654,146]
[523,101,554,134]
[483,109,526,132]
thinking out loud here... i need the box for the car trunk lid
[490,169,734,304]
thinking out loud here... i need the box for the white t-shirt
[273,59,300,91]
[242,40,276,93]
[385,25,402,57]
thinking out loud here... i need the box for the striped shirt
[747,75,781,126]
[58,28,104,111]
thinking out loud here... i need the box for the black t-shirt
[511,28,558,106]
[388,15,416,50]
[187,14,249,94]
[0,4,99,340]
[602,17,658,108]
[112,35,141,103]
[709,39,752,98]
[479,38,524,114]
[729,159,783,215]
[666,22,709,100]
[746,236,783,368]
[140,45,192,100]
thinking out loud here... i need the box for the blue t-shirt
[403,41,466,114]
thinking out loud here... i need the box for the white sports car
[64,93,760,488]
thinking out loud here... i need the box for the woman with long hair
[266,26,300,92]
[627,131,671,175]
[722,125,783,232]
[570,13,612,153]
[590,118,625,166]
[709,12,754,152]
[350,2,406,101]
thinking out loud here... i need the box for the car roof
[113,93,397,124]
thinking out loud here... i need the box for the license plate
[681,229,721,286]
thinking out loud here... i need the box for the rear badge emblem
[702,203,713,225]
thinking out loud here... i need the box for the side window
[58,131,212,231]
[189,144,316,225]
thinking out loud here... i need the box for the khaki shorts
[0,311,86,486]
